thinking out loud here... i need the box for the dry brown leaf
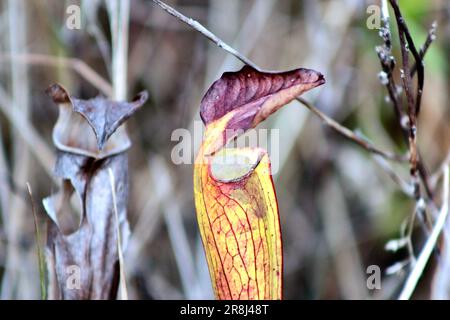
[43,84,147,299]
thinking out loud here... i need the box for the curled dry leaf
[46,83,148,158]
[43,84,147,299]
[194,65,324,299]
[44,153,130,299]
[199,65,325,155]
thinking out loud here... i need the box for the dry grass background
[0,0,449,299]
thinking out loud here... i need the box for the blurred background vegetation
[0,0,449,299]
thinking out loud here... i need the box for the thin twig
[390,0,419,182]
[410,21,437,77]
[82,1,112,76]
[430,149,450,187]
[377,3,436,201]
[387,1,435,245]
[298,97,406,162]
[107,0,130,101]
[389,0,424,116]
[106,0,130,300]
[2,0,32,298]
[373,155,414,196]
[0,86,55,180]
[0,53,113,97]
[26,183,47,300]
[0,129,10,225]
[384,0,440,273]
[398,165,449,300]
[404,208,417,265]
[108,169,128,300]
[150,0,405,162]
[377,0,405,127]
[149,157,203,299]
[150,0,254,67]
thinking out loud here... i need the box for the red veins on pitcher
[194,65,324,299]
